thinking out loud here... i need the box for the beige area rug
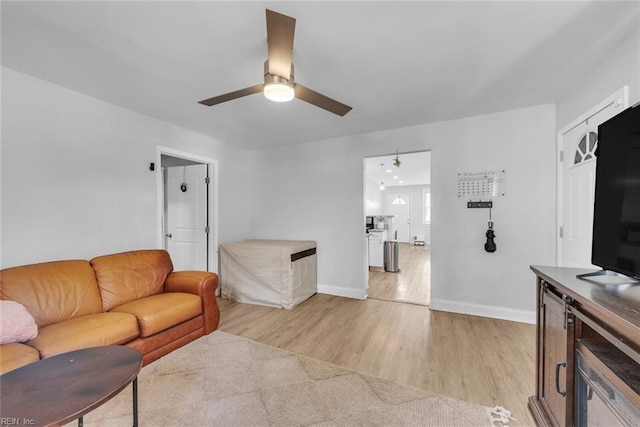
[73,331,512,426]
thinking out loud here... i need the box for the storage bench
[220,240,317,309]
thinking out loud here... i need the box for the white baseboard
[314,287,535,324]
[429,298,535,324]
[317,283,367,300]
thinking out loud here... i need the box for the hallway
[367,243,430,305]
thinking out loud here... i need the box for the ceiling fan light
[264,82,295,102]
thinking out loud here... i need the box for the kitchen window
[422,188,431,224]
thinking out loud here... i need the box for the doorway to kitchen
[364,151,431,306]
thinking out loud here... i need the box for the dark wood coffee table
[0,346,142,427]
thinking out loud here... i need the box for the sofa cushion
[27,312,139,359]
[0,300,38,344]
[111,292,202,337]
[0,343,41,375]
[91,250,173,311]
[0,260,103,328]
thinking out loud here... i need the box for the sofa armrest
[164,271,219,334]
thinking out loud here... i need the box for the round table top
[0,346,142,427]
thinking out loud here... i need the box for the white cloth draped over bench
[220,240,317,309]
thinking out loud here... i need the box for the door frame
[156,146,219,273]
[556,86,628,266]
[362,150,431,299]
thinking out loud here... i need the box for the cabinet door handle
[555,362,567,397]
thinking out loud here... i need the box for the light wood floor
[368,243,430,305]
[218,294,537,425]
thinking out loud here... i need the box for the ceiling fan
[198,9,352,117]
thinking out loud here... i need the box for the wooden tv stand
[529,266,640,427]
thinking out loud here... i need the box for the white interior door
[559,90,627,267]
[387,194,412,242]
[165,164,208,271]
[561,122,597,267]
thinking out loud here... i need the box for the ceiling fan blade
[295,84,352,117]
[198,84,264,106]
[266,9,296,78]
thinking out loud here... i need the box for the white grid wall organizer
[457,170,506,197]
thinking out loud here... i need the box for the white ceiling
[2,1,638,151]
[366,151,431,188]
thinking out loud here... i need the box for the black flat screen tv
[590,102,640,280]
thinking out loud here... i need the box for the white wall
[426,107,556,323]
[248,140,368,299]
[557,25,640,129]
[364,177,383,216]
[249,104,557,322]
[1,68,252,268]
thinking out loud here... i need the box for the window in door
[573,131,598,165]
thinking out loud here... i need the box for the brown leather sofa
[0,249,219,374]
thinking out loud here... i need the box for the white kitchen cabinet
[368,230,387,267]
